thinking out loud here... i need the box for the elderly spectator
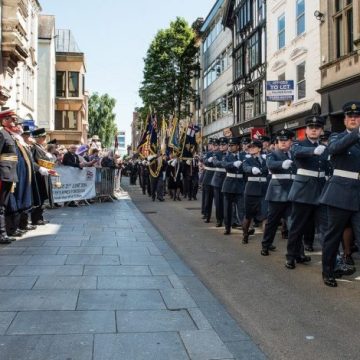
[62,145,84,169]
[101,150,118,168]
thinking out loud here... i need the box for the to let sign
[266,80,294,101]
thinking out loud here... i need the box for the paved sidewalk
[0,193,266,360]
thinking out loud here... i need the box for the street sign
[266,80,294,101]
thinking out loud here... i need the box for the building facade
[51,29,88,144]
[37,14,55,130]
[223,0,266,137]
[200,0,234,141]
[117,130,126,156]
[1,0,41,122]
[318,0,360,132]
[267,0,322,138]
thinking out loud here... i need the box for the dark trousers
[213,186,224,224]
[0,182,13,239]
[31,205,44,224]
[322,207,360,276]
[224,192,243,230]
[262,201,291,250]
[203,184,214,221]
[286,202,320,261]
[141,175,151,195]
[191,176,199,199]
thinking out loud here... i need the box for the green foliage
[139,17,200,119]
[88,93,118,147]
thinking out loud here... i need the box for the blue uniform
[286,138,329,262]
[221,152,245,233]
[202,152,216,222]
[321,129,360,277]
[262,150,296,251]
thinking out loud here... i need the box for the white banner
[51,166,96,202]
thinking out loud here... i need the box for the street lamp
[314,10,325,23]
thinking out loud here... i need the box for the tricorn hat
[32,128,47,138]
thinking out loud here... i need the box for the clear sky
[40,0,215,145]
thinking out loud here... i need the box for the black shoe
[224,229,231,235]
[231,223,241,229]
[201,215,207,219]
[21,225,37,231]
[334,264,356,277]
[343,255,355,266]
[0,237,12,244]
[268,245,276,251]
[261,249,270,256]
[193,197,197,200]
[9,230,23,238]
[248,228,255,236]
[157,198,164,202]
[215,222,222,228]
[242,235,249,244]
[152,197,156,201]
[323,273,337,287]
[68,202,78,207]
[177,196,182,201]
[351,244,359,253]
[188,198,192,201]
[285,260,296,269]
[296,255,311,263]
[204,219,210,223]
[304,246,314,252]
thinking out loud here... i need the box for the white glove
[207,157,213,163]
[233,160,242,168]
[39,166,49,176]
[314,145,326,155]
[186,160,191,165]
[281,159,293,169]
[147,154,156,161]
[252,167,261,175]
[261,154,267,160]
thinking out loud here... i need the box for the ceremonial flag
[137,113,158,158]
[181,123,200,159]
[168,117,180,153]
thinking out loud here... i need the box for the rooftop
[55,29,81,53]
[38,15,55,40]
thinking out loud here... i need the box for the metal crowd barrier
[95,168,117,202]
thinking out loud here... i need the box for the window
[203,18,222,53]
[258,0,265,22]
[56,71,66,97]
[68,72,79,97]
[296,62,306,100]
[334,0,354,58]
[237,0,252,32]
[248,31,260,69]
[278,73,286,107]
[296,0,305,36]
[234,46,245,80]
[278,14,285,49]
[55,110,78,130]
[82,75,85,95]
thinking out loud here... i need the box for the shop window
[334,0,354,58]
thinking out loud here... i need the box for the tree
[139,17,200,120]
[88,92,117,148]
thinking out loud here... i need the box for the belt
[204,167,215,171]
[226,173,243,179]
[333,169,360,180]
[297,169,325,178]
[214,168,226,172]
[247,177,267,182]
[271,174,294,180]
[0,154,18,162]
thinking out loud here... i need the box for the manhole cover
[185,207,202,210]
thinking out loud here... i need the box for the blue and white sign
[266,80,294,102]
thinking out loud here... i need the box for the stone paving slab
[120,254,169,266]
[43,240,82,247]
[116,309,197,332]
[97,275,172,290]
[0,290,78,311]
[9,265,84,276]
[0,276,37,290]
[22,247,60,255]
[77,289,166,310]
[180,330,234,360]
[65,254,120,265]
[0,247,27,255]
[160,288,198,309]
[33,276,97,290]
[26,255,67,266]
[0,312,16,335]
[83,265,151,276]
[0,334,93,360]
[7,310,115,335]
[0,265,15,276]
[94,333,190,360]
[0,255,32,265]
[57,246,103,255]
